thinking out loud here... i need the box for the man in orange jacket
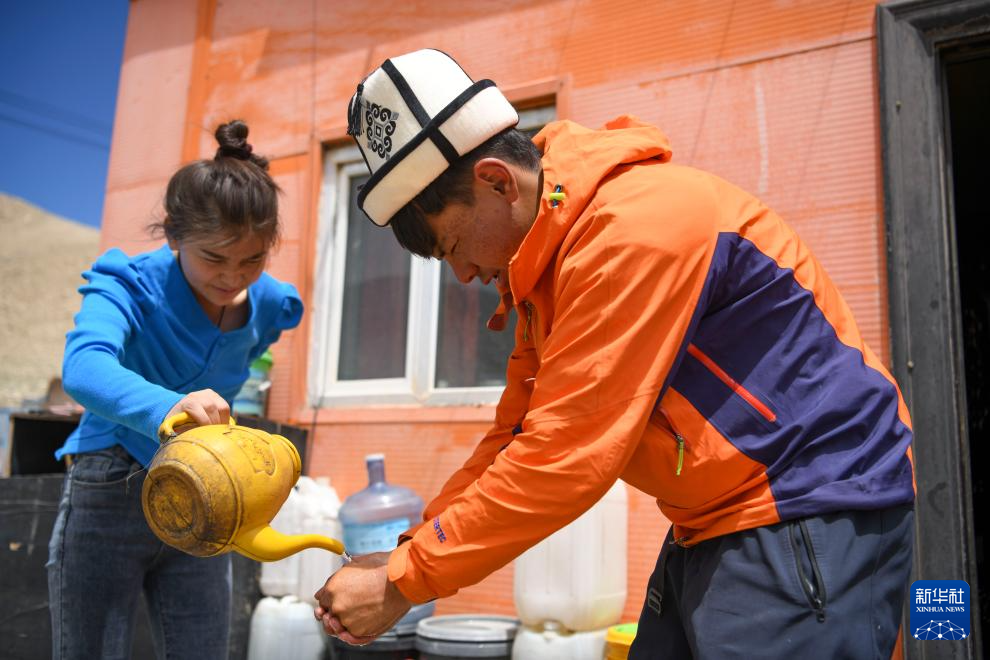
[316,49,915,658]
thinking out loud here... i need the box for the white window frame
[310,106,554,408]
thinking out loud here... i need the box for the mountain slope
[0,193,100,407]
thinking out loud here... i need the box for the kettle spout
[233,525,347,562]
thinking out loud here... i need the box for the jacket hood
[507,115,672,303]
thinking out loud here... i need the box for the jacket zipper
[686,344,777,423]
[522,301,534,342]
[652,406,691,545]
[657,407,685,476]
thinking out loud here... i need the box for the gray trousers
[630,505,914,659]
[47,445,232,660]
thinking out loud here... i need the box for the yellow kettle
[141,413,348,562]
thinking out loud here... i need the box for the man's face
[426,159,537,288]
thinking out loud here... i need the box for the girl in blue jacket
[47,120,303,660]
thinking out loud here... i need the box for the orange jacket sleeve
[389,164,719,603]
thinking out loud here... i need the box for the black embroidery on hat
[358,79,499,218]
[364,102,399,160]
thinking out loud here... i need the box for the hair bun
[214,120,269,170]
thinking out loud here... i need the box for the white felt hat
[347,49,519,226]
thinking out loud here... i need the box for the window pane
[435,268,516,388]
[338,175,410,380]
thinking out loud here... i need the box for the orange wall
[104,0,889,623]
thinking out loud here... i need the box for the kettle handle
[158,412,193,443]
[158,412,236,443]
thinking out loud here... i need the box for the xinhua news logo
[910,580,970,641]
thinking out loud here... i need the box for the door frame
[877,1,990,658]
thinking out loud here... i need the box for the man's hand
[313,551,413,644]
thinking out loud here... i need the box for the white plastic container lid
[416,615,519,657]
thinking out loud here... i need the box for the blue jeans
[630,505,914,659]
[47,445,232,660]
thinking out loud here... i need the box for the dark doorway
[878,2,990,658]
[945,46,990,647]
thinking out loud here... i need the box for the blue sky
[0,1,129,228]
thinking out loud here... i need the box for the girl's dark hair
[150,120,281,247]
[388,127,541,257]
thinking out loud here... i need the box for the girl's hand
[165,389,231,429]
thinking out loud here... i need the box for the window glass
[431,106,552,389]
[312,105,554,405]
[435,271,516,388]
[337,174,410,380]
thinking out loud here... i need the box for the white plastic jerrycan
[513,480,628,632]
[246,595,325,660]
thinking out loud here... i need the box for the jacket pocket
[686,344,777,423]
[789,519,828,622]
[650,405,686,476]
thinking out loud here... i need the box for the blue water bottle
[339,453,435,625]
[340,453,424,554]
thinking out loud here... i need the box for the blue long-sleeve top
[58,245,303,466]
